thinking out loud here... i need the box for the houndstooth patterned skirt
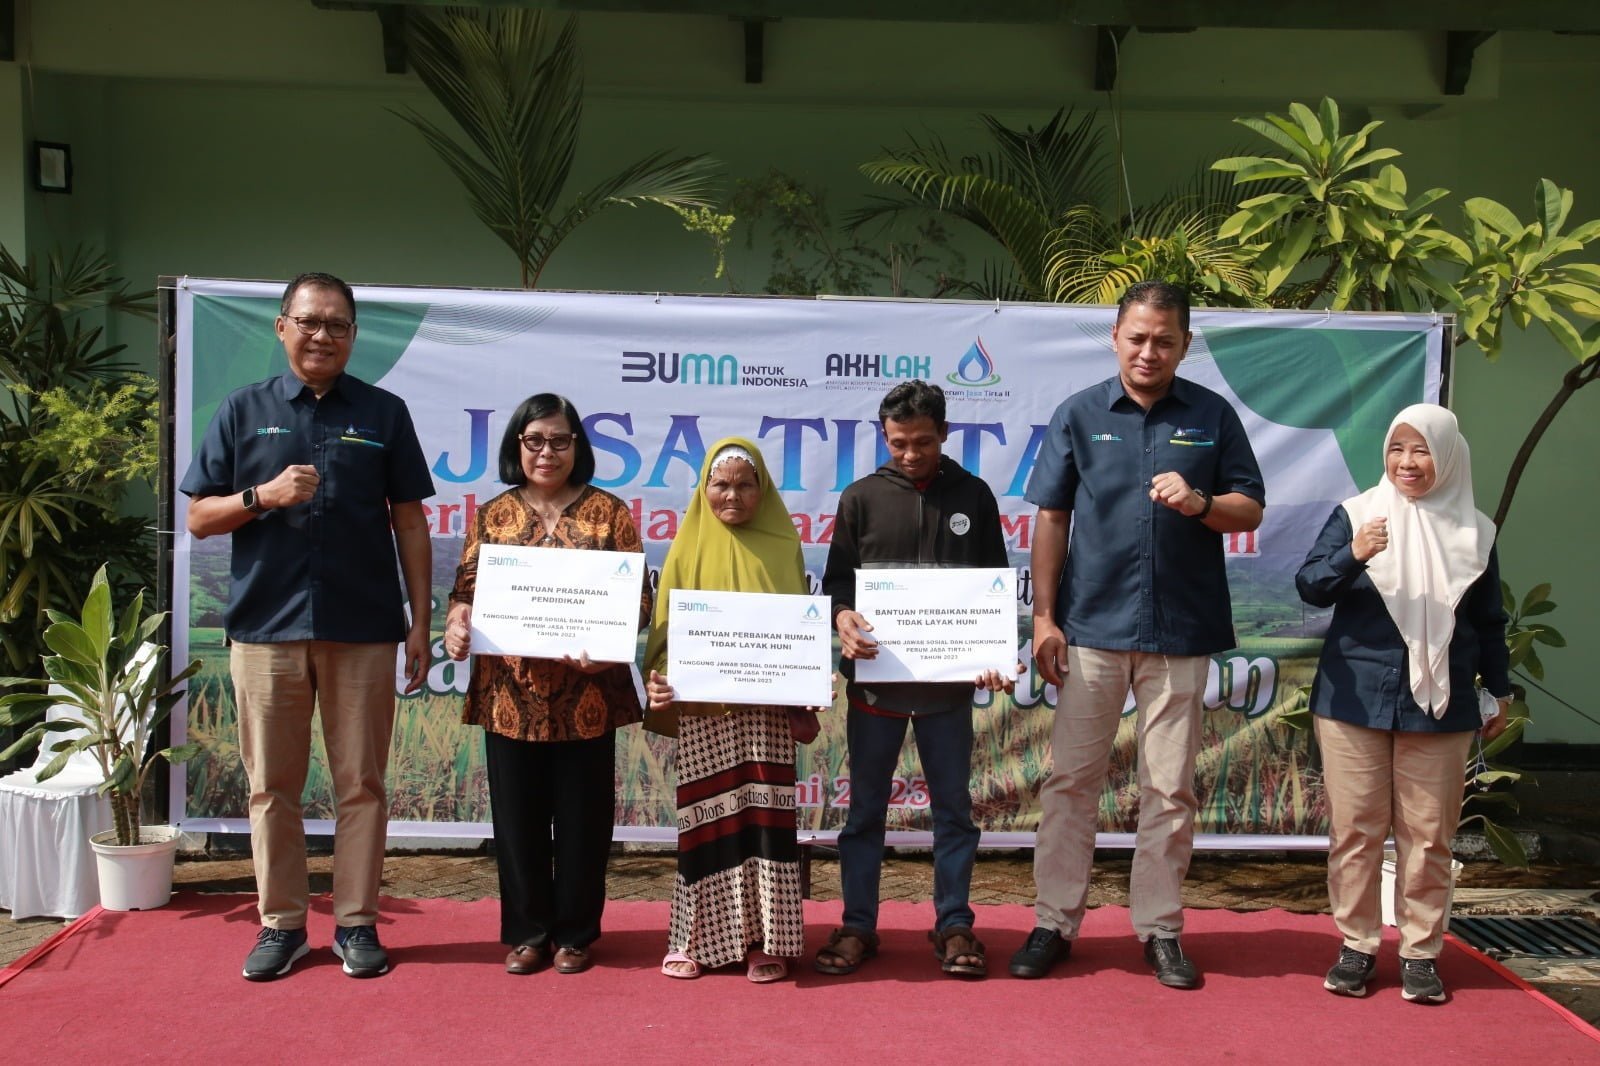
[668,707,803,969]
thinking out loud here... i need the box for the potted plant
[0,565,201,909]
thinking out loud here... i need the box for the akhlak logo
[946,337,1001,387]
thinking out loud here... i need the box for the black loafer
[1009,927,1070,979]
[1143,936,1200,989]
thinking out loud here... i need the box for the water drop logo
[946,337,1002,388]
[615,559,633,577]
[804,603,822,621]
[990,575,1007,594]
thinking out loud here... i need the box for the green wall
[16,7,1600,742]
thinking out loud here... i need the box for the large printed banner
[170,280,1443,844]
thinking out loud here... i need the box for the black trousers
[485,729,617,949]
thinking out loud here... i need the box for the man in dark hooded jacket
[814,380,1015,980]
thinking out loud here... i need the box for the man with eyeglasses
[182,272,435,982]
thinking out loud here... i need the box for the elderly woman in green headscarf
[644,438,815,984]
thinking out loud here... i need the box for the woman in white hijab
[1296,404,1511,1005]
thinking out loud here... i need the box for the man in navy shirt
[1009,281,1265,988]
[182,272,435,982]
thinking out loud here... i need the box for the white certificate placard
[667,589,833,707]
[470,545,645,663]
[853,567,1018,683]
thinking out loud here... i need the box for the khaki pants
[1033,647,1210,940]
[1315,715,1473,959]
[232,641,398,930]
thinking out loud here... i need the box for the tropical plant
[1043,198,1261,307]
[1214,101,1600,530]
[679,170,967,297]
[0,247,155,677]
[1503,580,1564,685]
[0,567,202,845]
[394,8,721,288]
[1453,181,1600,527]
[1213,98,1465,311]
[1452,581,1564,868]
[855,108,1109,300]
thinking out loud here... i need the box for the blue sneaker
[242,926,309,981]
[332,924,390,978]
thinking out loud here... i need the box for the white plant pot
[89,825,179,911]
[1380,847,1463,931]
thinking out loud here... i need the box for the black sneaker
[1143,936,1200,989]
[242,926,309,981]
[1323,947,1377,997]
[1008,927,1070,979]
[333,924,390,978]
[1400,957,1446,1003]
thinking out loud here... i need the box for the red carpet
[4,894,1595,1064]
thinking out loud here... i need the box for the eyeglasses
[519,433,575,453]
[284,315,354,339]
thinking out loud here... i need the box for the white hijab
[1341,404,1495,717]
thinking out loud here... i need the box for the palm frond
[974,108,1110,219]
[395,9,717,287]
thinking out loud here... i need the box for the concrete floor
[5,848,1598,1024]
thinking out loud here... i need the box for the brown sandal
[813,926,879,975]
[930,925,987,978]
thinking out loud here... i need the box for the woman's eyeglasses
[519,433,575,453]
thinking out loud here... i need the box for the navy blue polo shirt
[180,371,435,644]
[1025,375,1265,655]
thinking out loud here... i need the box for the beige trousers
[232,641,398,929]
[1033,647,1210,940]
[1315,715,1473,959]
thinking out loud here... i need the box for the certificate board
[853,567,1018,683]
[666,589,834,707]
[470,544,646,663]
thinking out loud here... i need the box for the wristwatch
[242,486,266,514]
[1193,489,1213,520]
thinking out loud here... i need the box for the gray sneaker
[1400,957,1446,1003]
[1323,947,1377,997]
[332,924,390,978]
[242,926,309,981]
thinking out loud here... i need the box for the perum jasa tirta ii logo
[946,338,1001,388]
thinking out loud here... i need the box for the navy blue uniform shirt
[180,371,435,643]
[1024,375,1265,655]
[1296,506,1510,733]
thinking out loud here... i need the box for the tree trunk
[1494,355,1600,530]
[111,788,142,846]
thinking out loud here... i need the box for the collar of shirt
[1101,374,1198,414]
[275,369,349,403]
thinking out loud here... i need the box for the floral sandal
[813,926,880,975]
[930,925,987,978]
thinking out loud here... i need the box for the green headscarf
[644,437,806,676]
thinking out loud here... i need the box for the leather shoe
[505,943,551,975]
[554,946,592,974]
[1143,936,1200,989]
[1008,927,1070,979]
